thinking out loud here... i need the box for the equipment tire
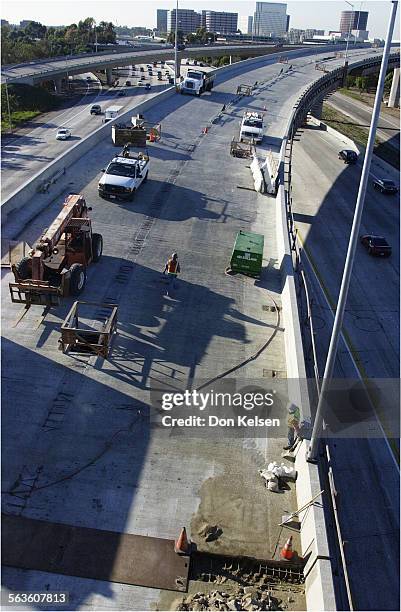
[143,172,148,183]
[92,233,103,262]
[129,188,136,201]
[14,256,31,280]
[69,263,86,295]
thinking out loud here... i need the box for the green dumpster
[230,230,264,277]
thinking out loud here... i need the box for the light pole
[354,2,363,45]
[307,0,398,463]
[174,0,179,87]
[344,1,354,63]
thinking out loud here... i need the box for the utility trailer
[9,194,103,308]
[111,114,161,147]
[236,84,253,96]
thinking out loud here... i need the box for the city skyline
[1,1,400,39]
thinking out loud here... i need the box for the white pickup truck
[98,152,149,201]
[239,111,264,144]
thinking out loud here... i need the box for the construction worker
[283,402,301,450]
[122,144,130,158]
[163,252,180,295]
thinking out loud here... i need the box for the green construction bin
[230,230,264,277]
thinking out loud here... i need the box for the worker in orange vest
[163,252,180,295]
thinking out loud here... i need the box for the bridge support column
[54,77,63,94]
[229,56,232,65]
[388,67,400,108]
[311,98,323,119]
[106,67,113,86]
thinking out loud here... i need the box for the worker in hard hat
[163,252,180,295]
[283,402,301,450]
[122,144,130,158]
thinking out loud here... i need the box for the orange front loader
[9,194,103,307]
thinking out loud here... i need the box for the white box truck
[104,105,123,122]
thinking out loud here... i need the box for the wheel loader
[9,194,103,307]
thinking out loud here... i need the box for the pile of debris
[259,462,297,493]
[177,587,280,611]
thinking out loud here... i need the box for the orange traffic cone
[280,536,294,561]
[174,527,191,554]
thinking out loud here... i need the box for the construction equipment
[9,194,103,308]
[236,84,253,96]
[230,137,254,159]
[59,301,118,357]
[230,230,264,277]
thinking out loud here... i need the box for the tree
[23,21,47,40]
[167,29,184,45]
[355,76,368,92]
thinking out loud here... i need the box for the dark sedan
[360,235,392,257]
[373,178,398,194]
[338,149,358,164]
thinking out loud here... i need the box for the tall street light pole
[174,0,179,88]
[354,2,363,45]
[307,0,398,463]
[344,1,354,64]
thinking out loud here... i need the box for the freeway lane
[327,90,400,150]
[1,47,381,204]
[291,125,399,611]
[292,126,399,380]
[1,73,170,201]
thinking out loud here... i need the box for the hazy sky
[1,1,399,40]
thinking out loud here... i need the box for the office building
[167,9,201,34]
[201,11,238,34]
[288,28,303,44]
[156,9,168,33]
[248,16,253,35]
[339,10,368,34]
[252,2,288,38]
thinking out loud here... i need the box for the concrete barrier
[250,154,265,193]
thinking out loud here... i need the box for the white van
[104,105,123,122]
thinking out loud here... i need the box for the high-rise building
[247,16,253,35]
[201,11,238,34]
[339,10,368,34]
[167,9,201,34]
[156,9,168,33]
[252,2,288,38]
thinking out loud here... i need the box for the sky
[1,0,399,40]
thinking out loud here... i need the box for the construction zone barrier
[174,527,191,555]
[280,536,294,561]
[250,154,265,193]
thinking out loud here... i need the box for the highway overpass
[1,42,346,88]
